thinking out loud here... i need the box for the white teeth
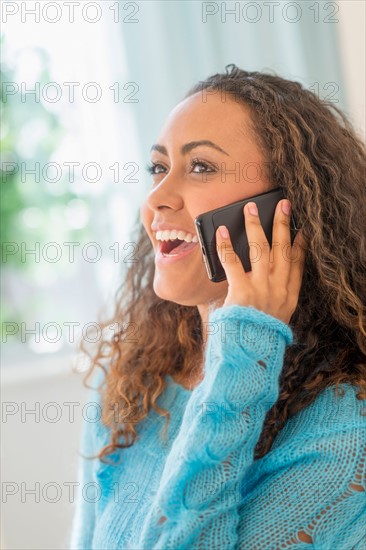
[155,229,198,243]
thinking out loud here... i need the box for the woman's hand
[215,199,307,325]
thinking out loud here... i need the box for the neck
[197,295,226,349]
[172,296,226,391]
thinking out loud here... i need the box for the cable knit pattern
[68,305,366,550]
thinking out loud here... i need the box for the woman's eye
[144,158,217,177]
[145,162,166,175]
[190,159,216,174]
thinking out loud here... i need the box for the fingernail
[247,202,258,216]
[282,200,291,215]
[218,225,229,239]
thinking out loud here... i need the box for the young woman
[69,64,366,549]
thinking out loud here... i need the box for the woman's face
[140,90,271,307]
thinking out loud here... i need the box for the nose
[144,170,184,212]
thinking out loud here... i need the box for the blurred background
[1,0,365,548]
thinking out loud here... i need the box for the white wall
[1,358,90,549]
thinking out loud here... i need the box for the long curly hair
[75,64,366,464]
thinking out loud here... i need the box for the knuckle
[292,244,306,264]
[245,210,260,224]
[274,287,288,302]
[226,254,240,265]
[278,217,290,228]
[288,299,299,316]
[217,243,238,265]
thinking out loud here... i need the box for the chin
[152,280,197,306]
[152,276,227,308]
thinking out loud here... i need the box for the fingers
[215,225,246,283]
[288,228,307,297]
[271,199,292,283]
[216,201,273,284]
[215,200,307,313]
[243,202,270,282]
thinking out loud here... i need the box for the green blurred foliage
[0,34,93,340]
[0,35,91,269]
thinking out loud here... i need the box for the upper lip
[151,222,197,235]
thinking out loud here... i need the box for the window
[1,2,144,372]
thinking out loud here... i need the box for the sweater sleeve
[136,304,294,550]
[68,373,103,550]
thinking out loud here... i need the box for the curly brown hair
[75,64,366,464]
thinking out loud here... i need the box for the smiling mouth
[159,239,197,255]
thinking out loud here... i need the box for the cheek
[191,192,230,221]
[140,203,152,230]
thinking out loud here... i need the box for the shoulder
[272,383,365,449]
[81,367,111,450]
[238,383,366,549]
[241,383,365,497]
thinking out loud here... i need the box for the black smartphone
[194,187,299,282]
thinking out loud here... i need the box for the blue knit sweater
[68,305,366,549]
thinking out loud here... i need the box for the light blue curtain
[117,0,346,166]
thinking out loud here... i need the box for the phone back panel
[194,187,298,282]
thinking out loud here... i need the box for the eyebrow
[150,140,230,157]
